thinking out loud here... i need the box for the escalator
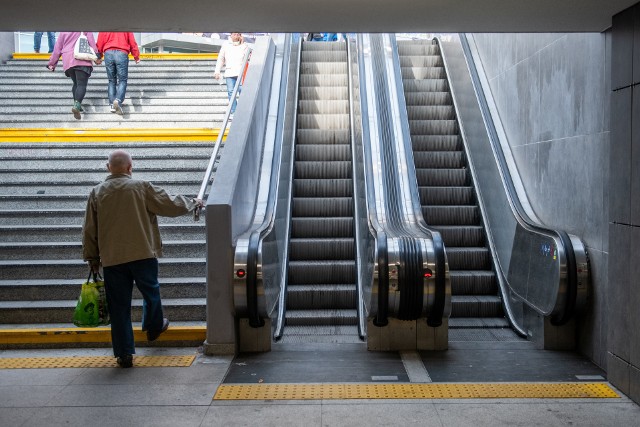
[282,40,359,342]
[397,40,510,337]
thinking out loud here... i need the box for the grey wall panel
[608,223,631,361]
[610,88,632,225]
[631,87,640,226]
[630,227,640,367]
[613,9,634,90]
[632,365,640,405]
[608,352,631,395]
[578,249,608,368]
[633,7,640,85]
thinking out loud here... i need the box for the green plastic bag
[73,272,110,327]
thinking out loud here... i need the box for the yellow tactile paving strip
[0,128,227,143]
[0,326,206,345]
[0,355,195,369]
[214,383,619,400]
[13,53,218,60]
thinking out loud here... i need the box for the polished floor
[1,342,639,426]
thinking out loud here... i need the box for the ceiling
[3,0,637,33]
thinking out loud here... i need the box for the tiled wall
[609,3,640,403]
[472,33,611,370]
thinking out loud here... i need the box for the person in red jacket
[96,32,140,115]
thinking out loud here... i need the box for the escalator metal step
[297,129,350,144]
[407,106,456,121]
[401,67,446,80]
[295,144,352,161]
[294,179,353,197]
[451,295,503,317]
[446,247,491,270]
[448,317,509,328]
[298,100,350,114]
[450,271,497,295]
[286,284,357,309]
[403,79,449,93]
[399,55,443,68]
[294,161,352,179]
[415,169,468,186]
[289,238,355,261]
[301,50,347,63]
[430,225,484,247]
[299,86,348,101]
[405,92,452,106]
[297,113,350,130]
[409,119,458,135]
[300,62,349,74]
[291,217,354,238]
[288,260,356,284]
[418,186,474,205]
[411,135,462,151]
[413,151,464,168]
[292,197,353,217]
[421,205,479,225]
[285,309,358,326]
[299,74,349,88]
[396,44,440,56]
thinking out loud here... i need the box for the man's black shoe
[147,318,169,342]
[116,354,133,368]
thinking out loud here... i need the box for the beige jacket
[82,174,196,267]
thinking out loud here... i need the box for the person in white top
[214,33,251,117]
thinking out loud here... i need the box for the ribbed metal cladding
[285,41,357,335]
[398,40,502,325]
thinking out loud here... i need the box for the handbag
[73,271,110,327]
[73,32,98,62]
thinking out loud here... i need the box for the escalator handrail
[232,34,295,330]
[272,35,303,339]
[388,34,449,327]
[454,34,582,326]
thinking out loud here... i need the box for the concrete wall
[608,2,640,404]
[0,32,14,63]
[472,33,611,370]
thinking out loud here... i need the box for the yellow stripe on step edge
[0,128,227,143]
[0,326,206,344]
[13,53,218,60]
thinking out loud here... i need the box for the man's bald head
[107,150,133,175]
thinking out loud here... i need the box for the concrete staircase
[0,55,229,128]
[0,55,225,346]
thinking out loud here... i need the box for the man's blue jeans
[34,32,55,53]
[103,258,164,358]
[225,76,241,114]
[104,50,130,105]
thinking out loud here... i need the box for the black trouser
[68,68,90,103]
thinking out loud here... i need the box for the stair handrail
[194,47,252,221]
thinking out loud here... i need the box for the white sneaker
[228,114,234,122]
[109,104,116,113]
[113,99,123,116]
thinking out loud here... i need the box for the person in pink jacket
[47,32,101,120]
